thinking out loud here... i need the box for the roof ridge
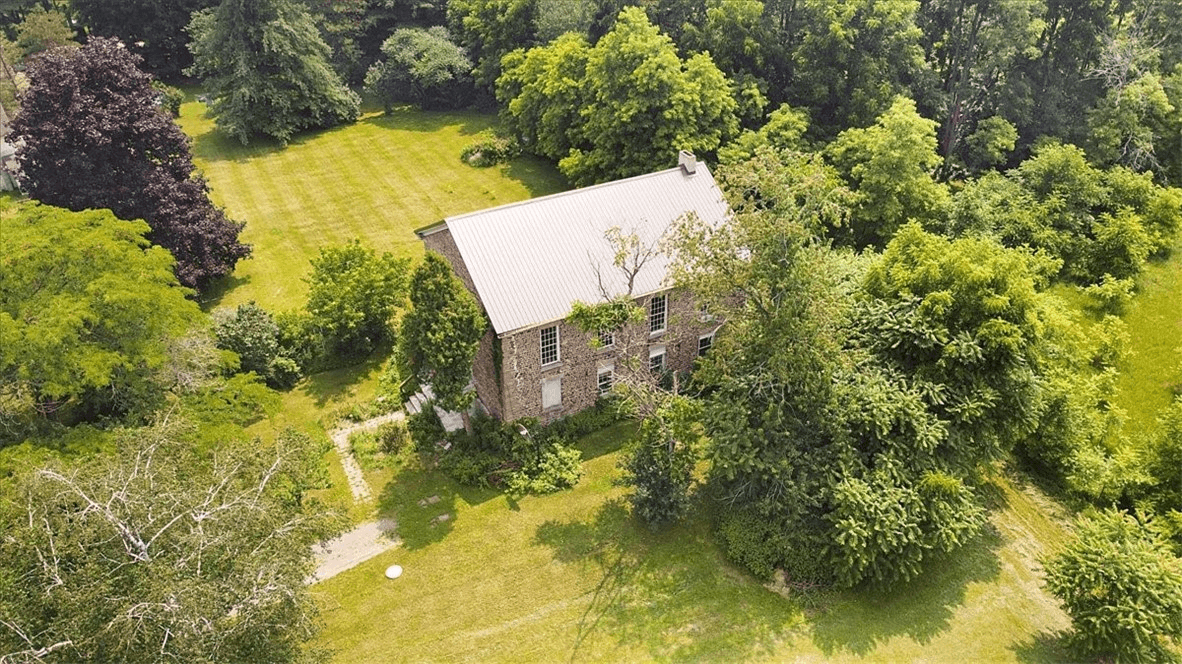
[444,164,709,225]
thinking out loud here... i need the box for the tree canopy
[12,37,250,290]
[0,423,339,663]
[365,26,473,111]
[304,240,411,358]
[186,0,361,145]
[0,201,203,442]
[498,7,739,185]
[71,0,215,79]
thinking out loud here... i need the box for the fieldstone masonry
[423,227,719,424]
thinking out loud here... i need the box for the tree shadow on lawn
[535,498,808,663]
[297,348,390,413]
[1011,630,1074,663]
[375,462,503,550]
[196,272,251,312]
[190,111,381,163]
[809,523,1005,657]
[502,156,569,198]
[360,107,493,136]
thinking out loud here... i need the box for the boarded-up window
[542,376,562,410]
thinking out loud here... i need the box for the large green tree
[669,153,1066,588]
[187,0,361,145]
[499,7,738,185]
[0,201,203,442]
[304,240,410,358]
[915,0,1042,171]
[399,252,486,420]
[447,0,537,89]
[788,0,933,135]
[946,143,1182,283]
[365,27,473,111]
[826,96,950,247]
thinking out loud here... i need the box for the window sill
[649,330,666,338]
[540,361,563,372]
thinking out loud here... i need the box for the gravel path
[328,412,404,503]
[311,518,400,583]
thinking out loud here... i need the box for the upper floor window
[649,294,667,334]
[540,325,560,366]
[598,330,614,348]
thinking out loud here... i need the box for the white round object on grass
[385,565,403,580]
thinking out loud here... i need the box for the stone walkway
[311,518,400,583]
[327,412,404,503]
[312,389,469,582]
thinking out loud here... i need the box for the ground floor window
[698,332,714,356]
[597,364,614,395]
[649,345,666,373]
[542,375,562,410]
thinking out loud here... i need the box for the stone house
[416,152,729,423]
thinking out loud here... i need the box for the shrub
[214,302,287,381]
[407,405,446,455]
[376,419,409,454]
[1080,273,1136,315]
[350,430,383,471]
[435,413,583,496]
[461,132,521,167]
[151,80,184,117]
[1044,510,1182,663]
[717,507,785,581]
[267,355,302,389]
[537,398,623,440]
[504,442,582,496]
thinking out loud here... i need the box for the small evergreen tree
[399,253,486,423]
[1045,510,1182,663]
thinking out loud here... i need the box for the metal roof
[440,163,729,335]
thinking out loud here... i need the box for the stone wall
[499,289,721,423]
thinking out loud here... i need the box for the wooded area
[1,0,1180,661]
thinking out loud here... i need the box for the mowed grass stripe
[177,102,565,311]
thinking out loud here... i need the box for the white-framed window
[698,332,714,356]
[598,330,614,348]
[597,363,614,396]
[542,375,562,410]
[698,304,715,323]
[649,294,667,334]
[540,325,560,366]
[649,344,666,373]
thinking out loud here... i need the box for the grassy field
[312,424,1072,663]
[176,99,566,313]
[1112,246,1182,438]
[178,101,568,520]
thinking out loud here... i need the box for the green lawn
[1112,246,1182,439]
[313,424,1071,663]
[176,99,566,312]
